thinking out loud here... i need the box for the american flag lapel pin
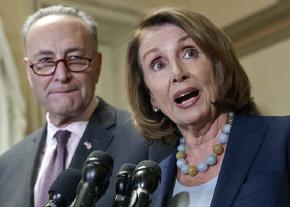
[84,141,92,150]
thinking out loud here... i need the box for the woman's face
[139,24,216,129]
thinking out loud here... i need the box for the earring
[153,106,159,112]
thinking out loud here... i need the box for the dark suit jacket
[149,115,290,207]
[0,97,170,207]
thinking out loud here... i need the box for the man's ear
[23,57,33,87]
[94,52,102,84]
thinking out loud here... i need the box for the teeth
[179,92,189,98]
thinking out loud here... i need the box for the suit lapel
[31,127,47,183]
[211,115,268,207]
[69,98,116,170]
[24,127,47,206]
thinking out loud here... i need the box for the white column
[0,18,26,154]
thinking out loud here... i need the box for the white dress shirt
[34,113,89,205]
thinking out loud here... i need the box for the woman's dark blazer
[149,114,290,207]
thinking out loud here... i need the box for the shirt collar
[45,97,99,140]
[46,113,89,139]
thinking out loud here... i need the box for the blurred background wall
[0,0,290,154]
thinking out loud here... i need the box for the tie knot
[54,130,71,146]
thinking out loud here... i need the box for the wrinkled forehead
[25,15,95,56]
[33,14,72,27]
[138,24,192,59]
[139,23,188,43]
[28,14,91,37]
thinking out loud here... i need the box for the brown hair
[126,7,256,141]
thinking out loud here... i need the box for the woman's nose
[172,62,190,83]
[173,73,190,83]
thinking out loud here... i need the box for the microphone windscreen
[49,168,82,204]
[72,151,114,207]
[132,160,161,193]
[85,150,114,172]
[117,163,136,176]
[135,160,161,177]
[115,163,136,195]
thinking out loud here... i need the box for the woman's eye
[183,48,199,59]
[151,60,165,71]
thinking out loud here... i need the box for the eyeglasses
[29,57,92,76]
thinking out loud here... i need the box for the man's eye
[183,48,199,59]
[67,55,82,60]
[38,57,53,63]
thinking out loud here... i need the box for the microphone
[71,150,114,207]
[112,163,136,207]
[45,168,82,207]
[129,160,161,207]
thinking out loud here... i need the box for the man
[0,5,171,207]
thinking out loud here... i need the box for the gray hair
[22,4,98,49]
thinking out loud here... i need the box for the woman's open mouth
[174,88,200,108]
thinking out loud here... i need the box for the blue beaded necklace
[176,112,234,177]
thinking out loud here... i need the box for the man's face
[24,15,101,125]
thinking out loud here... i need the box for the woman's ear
[150,95,160,112]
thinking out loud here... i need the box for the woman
[126,7,290,207]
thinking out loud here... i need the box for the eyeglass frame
[29,57,92,76]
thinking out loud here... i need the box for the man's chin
[47,109,78,126]
[47,104,78,118]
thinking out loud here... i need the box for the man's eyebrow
[31,47,87,59]
[32,50,54,59]
[65,47,86,54]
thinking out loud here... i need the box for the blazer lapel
[150,152,177,207]
[211,115,268,207]
[69,98,116,170]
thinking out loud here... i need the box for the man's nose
[53,60,71,82]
